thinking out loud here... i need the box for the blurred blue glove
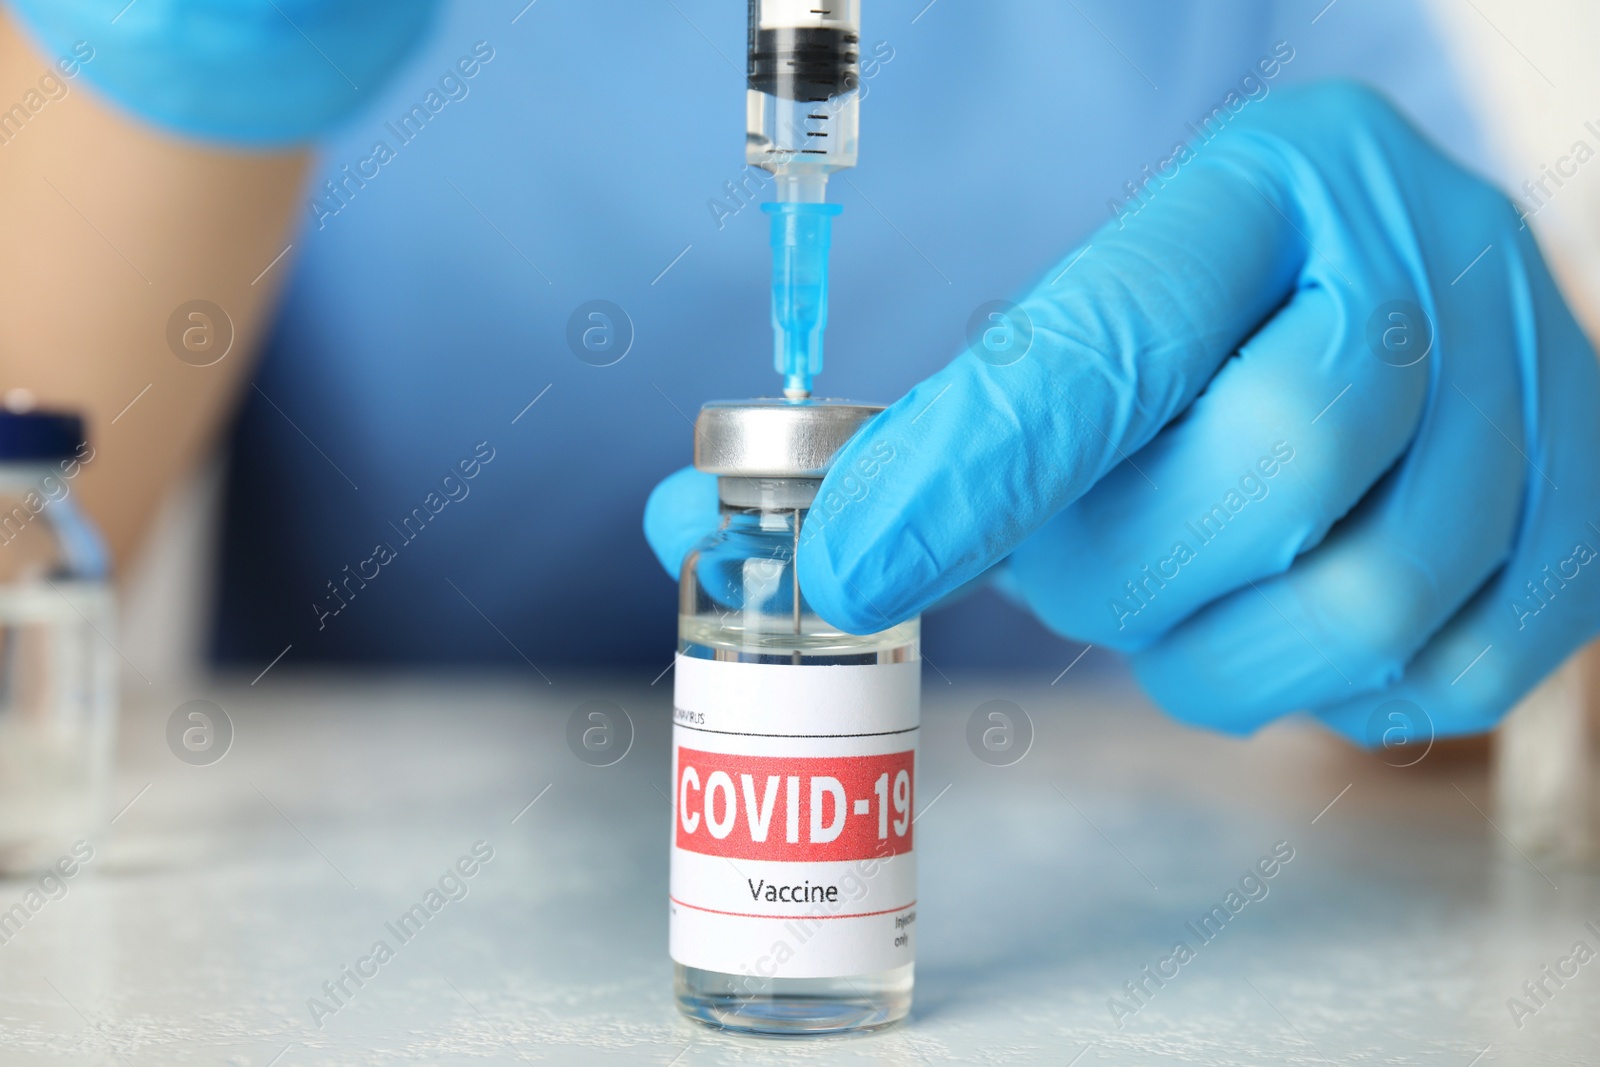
[646,81,1600,742]
[8,0,437,145]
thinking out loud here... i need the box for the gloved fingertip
[643,466,719,577]
[796,527,896,635]
[1313,689,1501,747]
[1132,654,1278,738]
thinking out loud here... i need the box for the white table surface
[0,666,1594,1065]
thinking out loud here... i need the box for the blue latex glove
[8,0,438,145]
[646,81,1600,742]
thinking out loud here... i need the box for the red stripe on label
[669,895,916,920]
[675,747,914,861]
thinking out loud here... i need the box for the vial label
[669,654,918,980]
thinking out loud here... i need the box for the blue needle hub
[763,201,843,399]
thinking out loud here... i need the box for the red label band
[675,747,915,862]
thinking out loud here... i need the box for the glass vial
[0,406,115,875]
[670,400,917,1035]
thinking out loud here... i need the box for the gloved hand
[8,0,437,145]
[646,81,1600,742]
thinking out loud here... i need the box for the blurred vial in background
[0,392,113,874]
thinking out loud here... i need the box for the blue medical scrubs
[213,0,1487,671]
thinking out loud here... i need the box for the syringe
[746,0,861,399]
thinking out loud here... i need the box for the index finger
[796,141,1308,634]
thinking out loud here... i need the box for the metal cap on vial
[693,399,882,479]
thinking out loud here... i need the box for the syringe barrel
[746,0,860,186]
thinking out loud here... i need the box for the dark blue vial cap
[0,410,87,462]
